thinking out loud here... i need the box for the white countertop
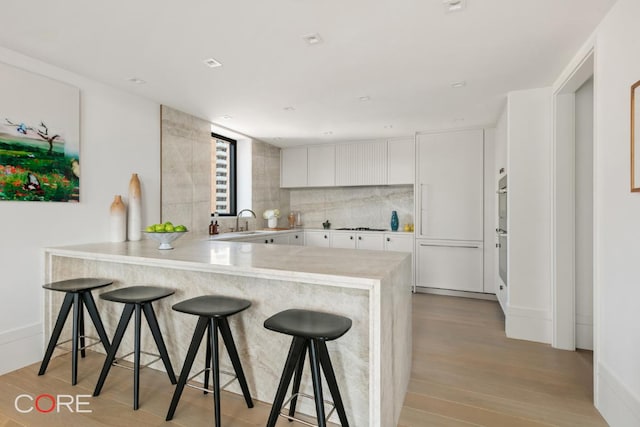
[45,237,410,289]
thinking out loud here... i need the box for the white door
[417,241,483,292]
[331,232,356,249]
[356,233,384,251]
[417,130,483,241]
[281,147,307,188]
[305,231,331,247]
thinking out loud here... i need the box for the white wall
[0,47,160,374]
[506,88,553,343]
[590,0,640,423]
[575,77,594,351]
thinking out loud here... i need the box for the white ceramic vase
[127,173,142,241]
[110,195,126,242]
[268,217,277,228]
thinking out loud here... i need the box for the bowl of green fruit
[143,222,188,250]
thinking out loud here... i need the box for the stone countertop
[45,238,410,289]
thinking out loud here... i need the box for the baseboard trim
[415,286,497,301]
[0,323,43,375]
[505,305,552,344]
[597,363,640,427]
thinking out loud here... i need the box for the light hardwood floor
[0,294,606,426]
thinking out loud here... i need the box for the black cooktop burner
[336,227,388,231]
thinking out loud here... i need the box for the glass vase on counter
[391,210,399,232]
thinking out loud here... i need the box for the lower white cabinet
[331,231,356,249]
[416,241,483,293]
[305,231,331,247]
[356,233,384,251]
[289,232,304,245]
[384,233,413,252]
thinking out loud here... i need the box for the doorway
[552,50,595,353]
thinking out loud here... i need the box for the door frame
[551,37,596,391]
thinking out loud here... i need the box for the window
[211,133,237,216]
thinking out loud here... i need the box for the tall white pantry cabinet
[415,129,485,293]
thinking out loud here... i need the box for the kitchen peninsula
[43,237,412,427]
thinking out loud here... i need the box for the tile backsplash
[289,185,414,230]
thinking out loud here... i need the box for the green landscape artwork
[0,62,80,202]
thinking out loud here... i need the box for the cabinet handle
[387,237,391,242]
[324,235,327,239]
[295,235,298,239]
[358,236,362,240]
[350,236,353,240]
[500,285,504,290]
[264,240,269,244]
[420,243,479,249]
[270,239,274,243]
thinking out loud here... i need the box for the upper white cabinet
[387,138,415,185]
[335,141,388,186]
[308,145,335,187]
[417,129,484,241]
[280,147,307,188]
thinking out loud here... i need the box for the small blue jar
[390,211,399,231]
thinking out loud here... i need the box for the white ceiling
[0,0,616,147]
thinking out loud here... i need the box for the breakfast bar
[43,237,412,427]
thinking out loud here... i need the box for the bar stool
[166,295,254,427]
[38,278,113,385]
[93,285,177,410]
[264,309,352,427]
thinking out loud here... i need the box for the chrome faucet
[236,209,256,232]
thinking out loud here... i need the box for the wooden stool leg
[218,317,254,408]
[289,339,308,419]
[308,339,327,427]
[166,317,208,421]
[266,337,306,427]
[204,323,211,394]
[211,318,222,427]
[318,341,349,426]
[39,292,74,376]
[142,303,176,384]
[93,304,134,397]
[78,295,86,358]
[71,293,81,385]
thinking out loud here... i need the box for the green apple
[163,221,173,227]
[145,225,155,233]
[174,225,187,232]
[154,223,166,232]
[165,223,175,232]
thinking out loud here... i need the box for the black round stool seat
[100,285,175,304]
[264,309,352,341]
[43,277,113,293]
[173,295,251,317]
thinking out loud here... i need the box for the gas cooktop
[336,227,388,232]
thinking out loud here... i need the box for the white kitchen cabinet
[305,230,331,247]
[384,233,413,252]
[387,138,415,185]
[331,231,356,249]
[308,145,335,187]
[335,140,387,186]
[417,129,484,241]
[356,232,385,251]
[416,241,484,293]
[281,147,307,188]
[289,232,304,246]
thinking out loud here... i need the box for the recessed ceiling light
[127,77,146,85]
[302,33,323,45]
[203,58,223,68]
[283,106,295,111]
[323,131,333,135]
[384,125,393,129]
[443,0,466,13]
[450,81,467,88]
[221,115,232,120]
[453,118,465,123]
[359,96,371,102]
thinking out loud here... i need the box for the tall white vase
[127,173,142,241]
[110,195,126,242]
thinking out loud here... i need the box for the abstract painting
[0,61,80,202]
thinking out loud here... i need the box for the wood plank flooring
[0,294,606,426]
